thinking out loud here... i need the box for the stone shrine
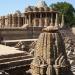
[31,25,73,75]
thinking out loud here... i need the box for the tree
[50,2,75,27]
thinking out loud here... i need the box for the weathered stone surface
[31,26,73,75]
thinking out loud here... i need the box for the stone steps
[0,52,26,59]
[0,55,32,63]
[0,58,33,70]
[0,48,33,70]
[0,51,33,70]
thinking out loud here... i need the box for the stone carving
[31,25,73,75]
[65,38,74,57]
[15,41,27,51]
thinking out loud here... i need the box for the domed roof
[25,6,33,12]
[33,7,39,11]
[39,7,44,11]
[36,0,47,8]
[44,7,50,11]
[15,10,21,16]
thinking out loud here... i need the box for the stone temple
[0,0,75,75]
[0,0,64,41]
[0,0,64,28]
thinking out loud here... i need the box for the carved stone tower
[31,25,73,74]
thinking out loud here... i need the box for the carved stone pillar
[8,15,9,27]
[55,13,59,27]
[5,15,9,28]
[25,15,29,25]
[1,16,3,28]
[39,13,42,27]
[9,14,12,27]
[18,16,21,27]
[12,14,18,27]
[61,14,64,28]
[23,17,25,25]
[25,16,27,24]
[2,16,5,28]
[16,15,18,27]
[29,14,31,26]
[0,17,2,28]
[27,18,29,25]
[50,13,53,26]
[44,13,48,27]
[12,15,15,27]
[34,13,37,27]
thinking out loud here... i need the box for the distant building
[0,1,64,28]
[0,0,64,42]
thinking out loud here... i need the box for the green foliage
[50,2,75,27]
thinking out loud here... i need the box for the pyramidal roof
[36,0,48,8]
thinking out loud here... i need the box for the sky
[0,0,75,16]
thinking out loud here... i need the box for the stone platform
[0,45,24,55]
[0,45,33,70]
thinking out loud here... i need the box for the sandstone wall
[0,27,43,40]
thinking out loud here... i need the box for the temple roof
[15,10,21,16]
[36,0,47,8]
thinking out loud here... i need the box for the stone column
[5,16,8,27]
[18,16,21,27]
[39,13,42,27]
[1,16,3,28]
[9,14,12,27]
[44,13,48,27]
[8,15,10,27]
[34,13,37,27]
[12,15,15,27]
[27,16,29,25]
[12,14,18,27]
[23,17,25,25]
[25,15,29,25]
[25,16,27,24]
[16,15,18,27]
[50,13,53,26]
[55,13,59,27]
[6,14,10,28]
[61,14,64,28]
[5,16,9,28]
[0,17,2,28]
[2,16,5,28]
[29,14,31,26]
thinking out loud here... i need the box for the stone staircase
[0,52,33,70]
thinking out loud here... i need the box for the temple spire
[36,0,47,8]
[31,26,73,75]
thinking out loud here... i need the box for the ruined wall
[0,27,43,40]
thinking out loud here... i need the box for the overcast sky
[0,0,74,16]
